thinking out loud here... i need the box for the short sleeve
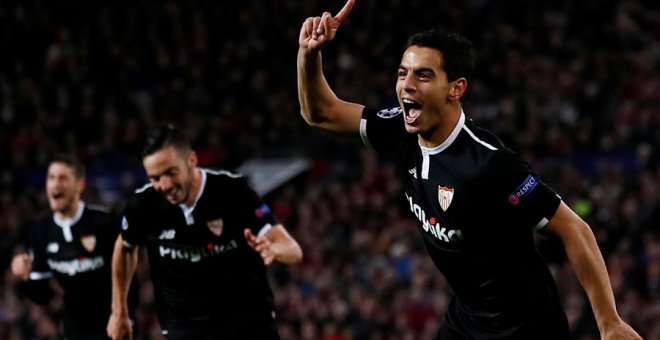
[360,107,407,153]
[120,196,149,248]
[483,151,561,231]
[27,223,52,280]
[230,176,278,237]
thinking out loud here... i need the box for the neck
[183,168,202,208]
[418,105,462,148]
[55,200,81,220]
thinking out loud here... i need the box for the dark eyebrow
[148,166,176,180]
[398,64,435,74]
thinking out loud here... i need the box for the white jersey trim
[419,111,466,155]
[203,168,243,178]
[178,169,207,225]
[359,118,373,150]
[534,217,550,231]
[257,223,273,238]
[29,271,53,280]
[418,111,466,180]
[462,125,498,151]
[53,201,85,243]
[135,182,153,194]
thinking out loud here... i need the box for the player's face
[396,46,454,136]
[143,145,197,205]
[46,162,84,214]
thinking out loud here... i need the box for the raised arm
[545,202,641,340]
[107,235,139,340]
[244,224,303,266]
[297,0,364,133]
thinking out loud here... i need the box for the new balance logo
[409,167,417,179]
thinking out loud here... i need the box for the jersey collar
[178,168,207,225]
[418,110,466,155]
[53,201,85,242]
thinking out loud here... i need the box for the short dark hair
[141,124,192,159]
[49,153,86,179]
[405,29,475,82]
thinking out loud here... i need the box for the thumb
[244,229,255,242]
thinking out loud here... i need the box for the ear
[188,150,198,168]
[449,78,468,101]
[77,178,86,195]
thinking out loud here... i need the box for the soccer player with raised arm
[296,1,641,339]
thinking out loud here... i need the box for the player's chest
[401,153,482,250]
[148,206,240,242]
[45,225,104,259]
[44,227,107,276]
[147,209,244,264]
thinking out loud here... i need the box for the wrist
[111,305,129,316]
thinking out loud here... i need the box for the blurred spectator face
[142,145,197,205]
[46,162,84,215]
[396,46,458,136]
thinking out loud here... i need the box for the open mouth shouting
[402,98,422,124]
[48,190,69,210]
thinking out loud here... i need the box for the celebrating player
[296,0,641,339]
[107,124,303,340]
[11,154,138,339]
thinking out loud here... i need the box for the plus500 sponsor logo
[406,193,463,243]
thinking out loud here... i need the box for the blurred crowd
[0,0,659,339]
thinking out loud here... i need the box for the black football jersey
[360,107,568,338]
[26,203,131,337]
[121,169,280,339]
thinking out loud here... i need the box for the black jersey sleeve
[483,150,561,231]
[360,107,407,153]
[228,176,278,236]
[27,221,52,279]
[20,220,54,304]
[120,194,150,247]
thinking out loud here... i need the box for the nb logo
[159,229,176,240]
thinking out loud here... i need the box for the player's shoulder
[84,203,112,215]
[461,118,506,151]
[25,213,55,239]
[203,168,246,186]
[125,182,163,210]
[82,203,116,224]
[203,167,244,178]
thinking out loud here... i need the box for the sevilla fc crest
[207,219,224,237]
[81,235,96,252]
[438,186,454,212]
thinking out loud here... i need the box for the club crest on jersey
[81,235,96,252]
[376,107,402,119]
[207,219,224,237]
[438,186,454,211]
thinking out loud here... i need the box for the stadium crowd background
[0,0,658,339]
